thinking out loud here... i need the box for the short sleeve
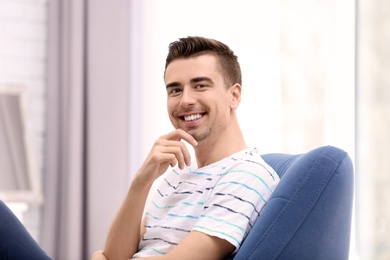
[192,159,279,252]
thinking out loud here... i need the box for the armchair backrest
[232,146,354,260]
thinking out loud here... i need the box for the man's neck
[194,125,247,168]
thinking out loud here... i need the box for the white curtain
[41,0,131,259]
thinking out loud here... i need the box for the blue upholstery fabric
[0,201,52,259]
[232,146,354,260]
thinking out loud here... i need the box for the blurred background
[0,0,388,259]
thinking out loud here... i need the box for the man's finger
[162,129,198,147]
[155,145,186,169]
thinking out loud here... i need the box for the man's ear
[229,83,242,109]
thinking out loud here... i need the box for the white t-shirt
[132,148,279,258]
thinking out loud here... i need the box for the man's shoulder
[222,148,280,185]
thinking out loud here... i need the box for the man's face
[164,54,235,143]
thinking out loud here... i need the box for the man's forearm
[103,179,152,260]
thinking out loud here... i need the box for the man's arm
[143,230,235,260]
[101,129,198,260]
[102,178,151,259]
[93,231,235,260]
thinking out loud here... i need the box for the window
[0,85,42,220]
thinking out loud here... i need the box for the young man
[94,36,280,259]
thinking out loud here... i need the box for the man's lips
[178,113,206,122]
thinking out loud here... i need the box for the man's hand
[135,129,198,186]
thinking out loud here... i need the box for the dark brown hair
[165,36,242,87]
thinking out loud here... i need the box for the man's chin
[177,126,208,143]
[185,129,197,139]
[178,128,199,142]
[178,125,197,133]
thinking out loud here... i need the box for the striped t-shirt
[132,148,280,258]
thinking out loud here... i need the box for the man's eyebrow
[166,77,214,88]
[166,82,181,88]
[190,77,214,84]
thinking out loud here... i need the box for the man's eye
[170,88,182,94]
[195,84,206,89]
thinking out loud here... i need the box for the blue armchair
[232,145,354,260]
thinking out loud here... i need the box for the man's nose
[180,88,196,107]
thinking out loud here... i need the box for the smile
[183,113,203,121]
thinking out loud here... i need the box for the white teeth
[184,114,202,121]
